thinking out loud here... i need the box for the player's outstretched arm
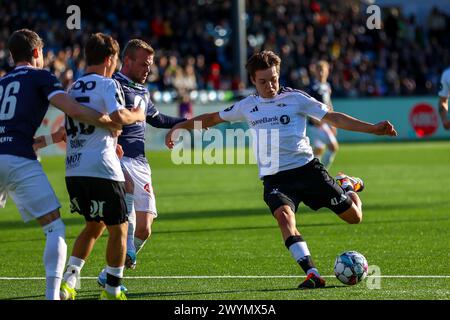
[322,111,397,136]
[165,112,226,149]
[438,97,450,130]
[147,112,187,129]
[50,92,120,130]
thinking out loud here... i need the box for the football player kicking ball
[165,51,397,289]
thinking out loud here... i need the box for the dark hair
[122,39,154,60]
[245,50,281,79]
[84,33,120,66]
[8,29,44,63]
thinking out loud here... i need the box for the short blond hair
[122,39,154,60]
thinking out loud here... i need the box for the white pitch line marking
[0,275,449,280]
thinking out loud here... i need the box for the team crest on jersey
[280,115,290,124]
[144,183,152,194]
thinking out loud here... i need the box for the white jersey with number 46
[65,73,125,182]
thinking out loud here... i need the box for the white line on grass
[0,275,449,280]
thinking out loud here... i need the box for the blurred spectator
[178,91,193,119]
[206,63,222,90]
[427,7,447,44]
[195,54,208,90]
[163,55,179,90]
[0,0,448,98]
[155,55,168,90]
[183,65,198,91]
[173,64,197,92]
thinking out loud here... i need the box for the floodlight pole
[232,0,247,88]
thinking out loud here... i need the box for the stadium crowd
[0,0,448,97]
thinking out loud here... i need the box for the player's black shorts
[263,158,352,215]
[65,176,127,226]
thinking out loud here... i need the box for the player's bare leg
[335,173,364,224]
[273,205,325,289]
[97,169,135,291]
[273,205,300,239]
[337,193,363,224]
[103,222,128,298]
[97,168,135,291]
[105,223,128,267]
[71,221,106,259]
[60,220,105,299]
[134,211,154,254]
[97,220,133,291]
[37,209,67,300]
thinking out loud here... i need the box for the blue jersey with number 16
[0,66,65,160]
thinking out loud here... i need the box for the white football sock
[288,239,320,277]
[63,256,85,289]
[126,200,136,253]
[125,193,134,216]
[42,218,67,300]
[46,276,62,300]
[288,240,310,262]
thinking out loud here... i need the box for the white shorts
[121,156,157,217]
[0,155,61,222]
[307,123,337,150]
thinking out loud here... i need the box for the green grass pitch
[0,141,449,300]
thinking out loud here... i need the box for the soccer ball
[334,251,368,285]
